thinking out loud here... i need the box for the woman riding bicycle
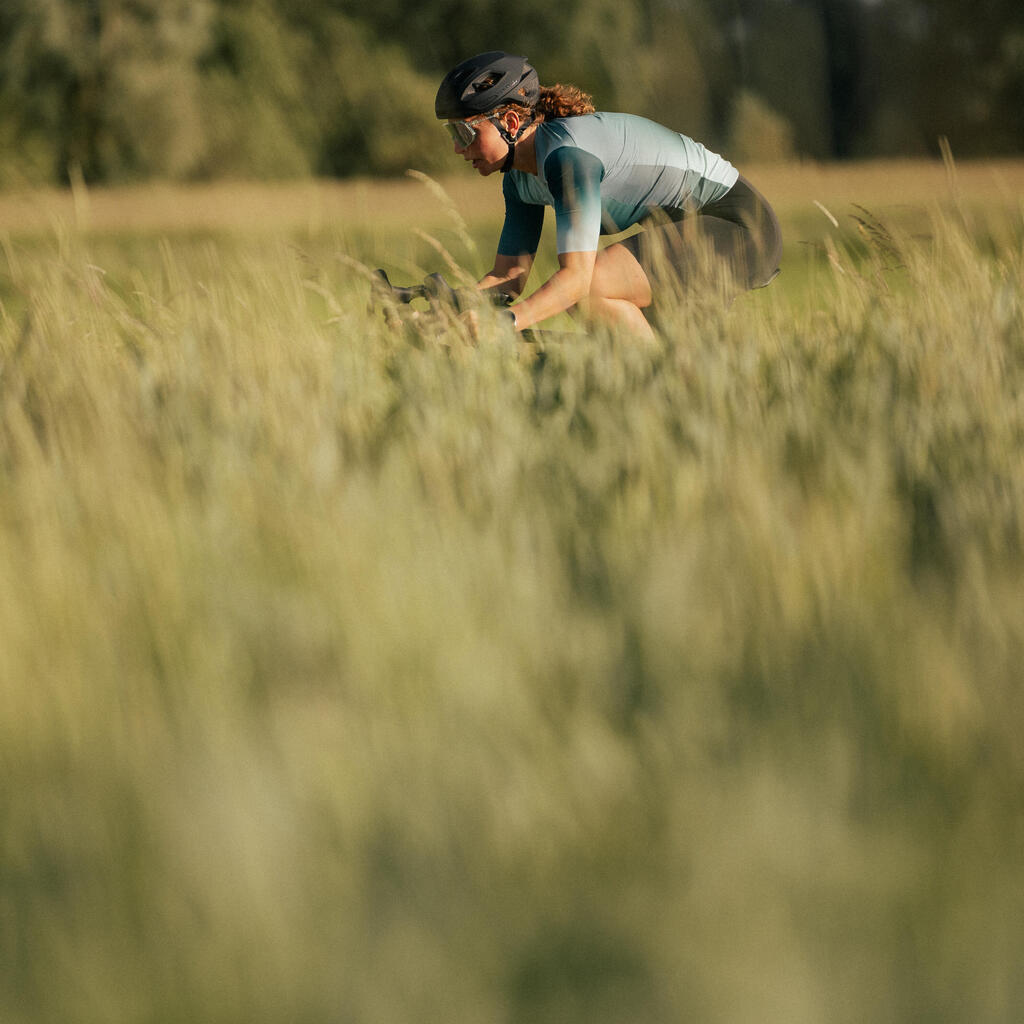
[436,51,782,339]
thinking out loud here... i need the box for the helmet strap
[494,111,535,174]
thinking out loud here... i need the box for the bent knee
[589,247,652,308]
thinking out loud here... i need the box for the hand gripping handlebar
[371,270,512,313]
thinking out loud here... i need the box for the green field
[2,163,1023,1023]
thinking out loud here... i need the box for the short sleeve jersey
[497,112,739,256]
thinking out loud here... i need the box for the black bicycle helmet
[434,52,540,120]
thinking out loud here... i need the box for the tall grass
[1,191,1022,1023]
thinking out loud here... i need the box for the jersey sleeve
[544,146,605,254]
[497,174,546,256]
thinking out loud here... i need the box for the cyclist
[435,51,782,339]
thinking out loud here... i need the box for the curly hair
[502,83,596,122]
[536,84,596,118]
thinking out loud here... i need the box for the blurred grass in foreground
[1,168,1023,1023]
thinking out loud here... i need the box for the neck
[510,123,539,175]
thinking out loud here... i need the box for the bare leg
[585,296,655,338]
[578,242,655,340]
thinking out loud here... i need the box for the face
[446,113,513,175]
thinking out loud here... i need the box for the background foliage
[1,0,1022,186]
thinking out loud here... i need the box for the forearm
[478,261,531,299]
[506,264,590,331]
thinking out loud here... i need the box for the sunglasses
[444,114,497,148]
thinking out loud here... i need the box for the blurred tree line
[0,0,1020,186]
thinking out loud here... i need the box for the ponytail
[500,83,596,124]
[535,84,596,119]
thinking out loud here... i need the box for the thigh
[623,179,782,299]
[589,242,653,308]
[624,214,752,294]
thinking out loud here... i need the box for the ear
[501,109,521,134]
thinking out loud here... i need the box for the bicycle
[369,269,576,350]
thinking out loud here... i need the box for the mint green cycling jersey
[498,112,739,256]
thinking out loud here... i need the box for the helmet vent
[474,74,502,92]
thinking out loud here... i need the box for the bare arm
[478,252,535,301]
[501,251,597,331]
